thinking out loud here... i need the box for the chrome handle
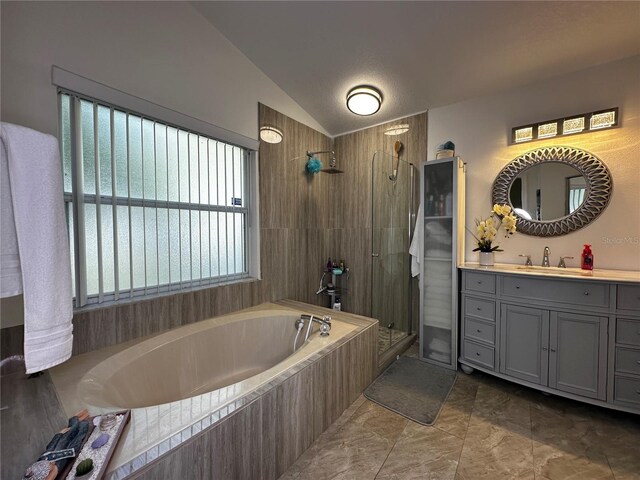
[542,347,548,351]
[550,348,556,353]
[372,253,379,257]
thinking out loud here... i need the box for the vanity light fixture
[259,126,283,144]
[384,124,410,136]
[511,107,618,144]
[346,86,382,116]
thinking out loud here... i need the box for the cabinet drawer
[464,272,496,295]
[464,317,495,345]
[615,347,640,376]
[464,296,496,322]
[463,339,495,370]
[617,284,640,312]
[616,318,640,347]
[501,276,608,308]
[614,376,640,407]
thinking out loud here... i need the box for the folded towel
[1,123,73,374]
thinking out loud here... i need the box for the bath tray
[59,410,130,480]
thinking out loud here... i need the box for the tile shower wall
[331,113,427,331]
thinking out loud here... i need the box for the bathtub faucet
[301,314,332,341]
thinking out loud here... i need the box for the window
[60,91,253,308]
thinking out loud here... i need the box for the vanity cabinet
[460,267,640,414]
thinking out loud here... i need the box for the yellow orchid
[470,204,517,252]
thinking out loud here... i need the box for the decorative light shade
[511,107,618,144]
[384,124,409,136]
[346,86,382,116]
[259,126,283,144]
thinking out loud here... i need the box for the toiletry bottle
[581,244,594,271]
[333,297,341,311]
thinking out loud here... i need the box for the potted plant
[470,204,517,266]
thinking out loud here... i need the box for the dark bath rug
[364,356,456,425]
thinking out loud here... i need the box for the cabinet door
[549,312,607,400]
[500,304,549,385]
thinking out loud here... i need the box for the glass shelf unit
[419,157,465,370]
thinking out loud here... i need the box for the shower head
[307,150,343,174]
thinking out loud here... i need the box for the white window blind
[59,91,251,308]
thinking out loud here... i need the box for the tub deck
[48,300,378,479]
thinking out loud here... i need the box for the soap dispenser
[581,244,594,271]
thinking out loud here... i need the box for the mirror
[509,162,587,221]
[493,146,612,237]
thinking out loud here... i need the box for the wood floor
[280,345,640,480]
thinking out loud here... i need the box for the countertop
[459,262,640,284]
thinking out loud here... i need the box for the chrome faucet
[519,254,533,266]
[557,256,574,268]
[301,314,332,341]
[542,246,551,267]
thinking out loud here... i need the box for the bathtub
[79,308,354,409]
[49,302,375,479]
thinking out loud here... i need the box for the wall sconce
[511,107,618,144]
[260,126,283,144]
[384,124,409,136]
[346,86,382,116]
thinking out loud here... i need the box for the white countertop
[459,262,640,283]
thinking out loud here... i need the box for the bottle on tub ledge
[581,244,594,270]
[333,296,342,311]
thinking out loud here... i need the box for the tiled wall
[330,113,427,332]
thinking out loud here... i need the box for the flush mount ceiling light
[511,107,618,144]
[259,126,283,144]
[384,124,410,136]
[346,86,382,116]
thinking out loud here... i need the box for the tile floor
[280,345,640,480]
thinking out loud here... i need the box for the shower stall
[371,150,418,355]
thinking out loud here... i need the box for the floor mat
[364,356,456,425]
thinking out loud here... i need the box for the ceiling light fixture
[511,107,618,144]
[346,86,382,116]
[384,124,409,136]
[259,126,283,144]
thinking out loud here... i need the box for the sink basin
[514,266,591,276]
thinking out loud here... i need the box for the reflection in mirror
[508,162,587,221]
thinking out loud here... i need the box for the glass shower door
[371,151,413,353]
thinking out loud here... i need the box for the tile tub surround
[48,300,377,479]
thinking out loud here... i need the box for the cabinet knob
[550,348,556,353]
[542,347,548,351]
[515,285,520,289]
[477,281,483,284]
[476,329,482,333]
[477,307,481,311]
[476,352,481,356]
[584,291,589,296]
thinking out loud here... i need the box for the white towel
[1,123,73,374]
[409,203,423,277]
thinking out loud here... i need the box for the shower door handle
[371,253,380,257]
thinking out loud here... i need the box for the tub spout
[301,314,332,342]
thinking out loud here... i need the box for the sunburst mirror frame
[492,146,612,237]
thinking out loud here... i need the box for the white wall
[428,56,640,271]
[0,1,328,140]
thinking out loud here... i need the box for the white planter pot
[479,251,495,266]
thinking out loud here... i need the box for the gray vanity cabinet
[500,304,549,385]
[460,268,640,414]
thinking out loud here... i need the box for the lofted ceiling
[193,1,640,137]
